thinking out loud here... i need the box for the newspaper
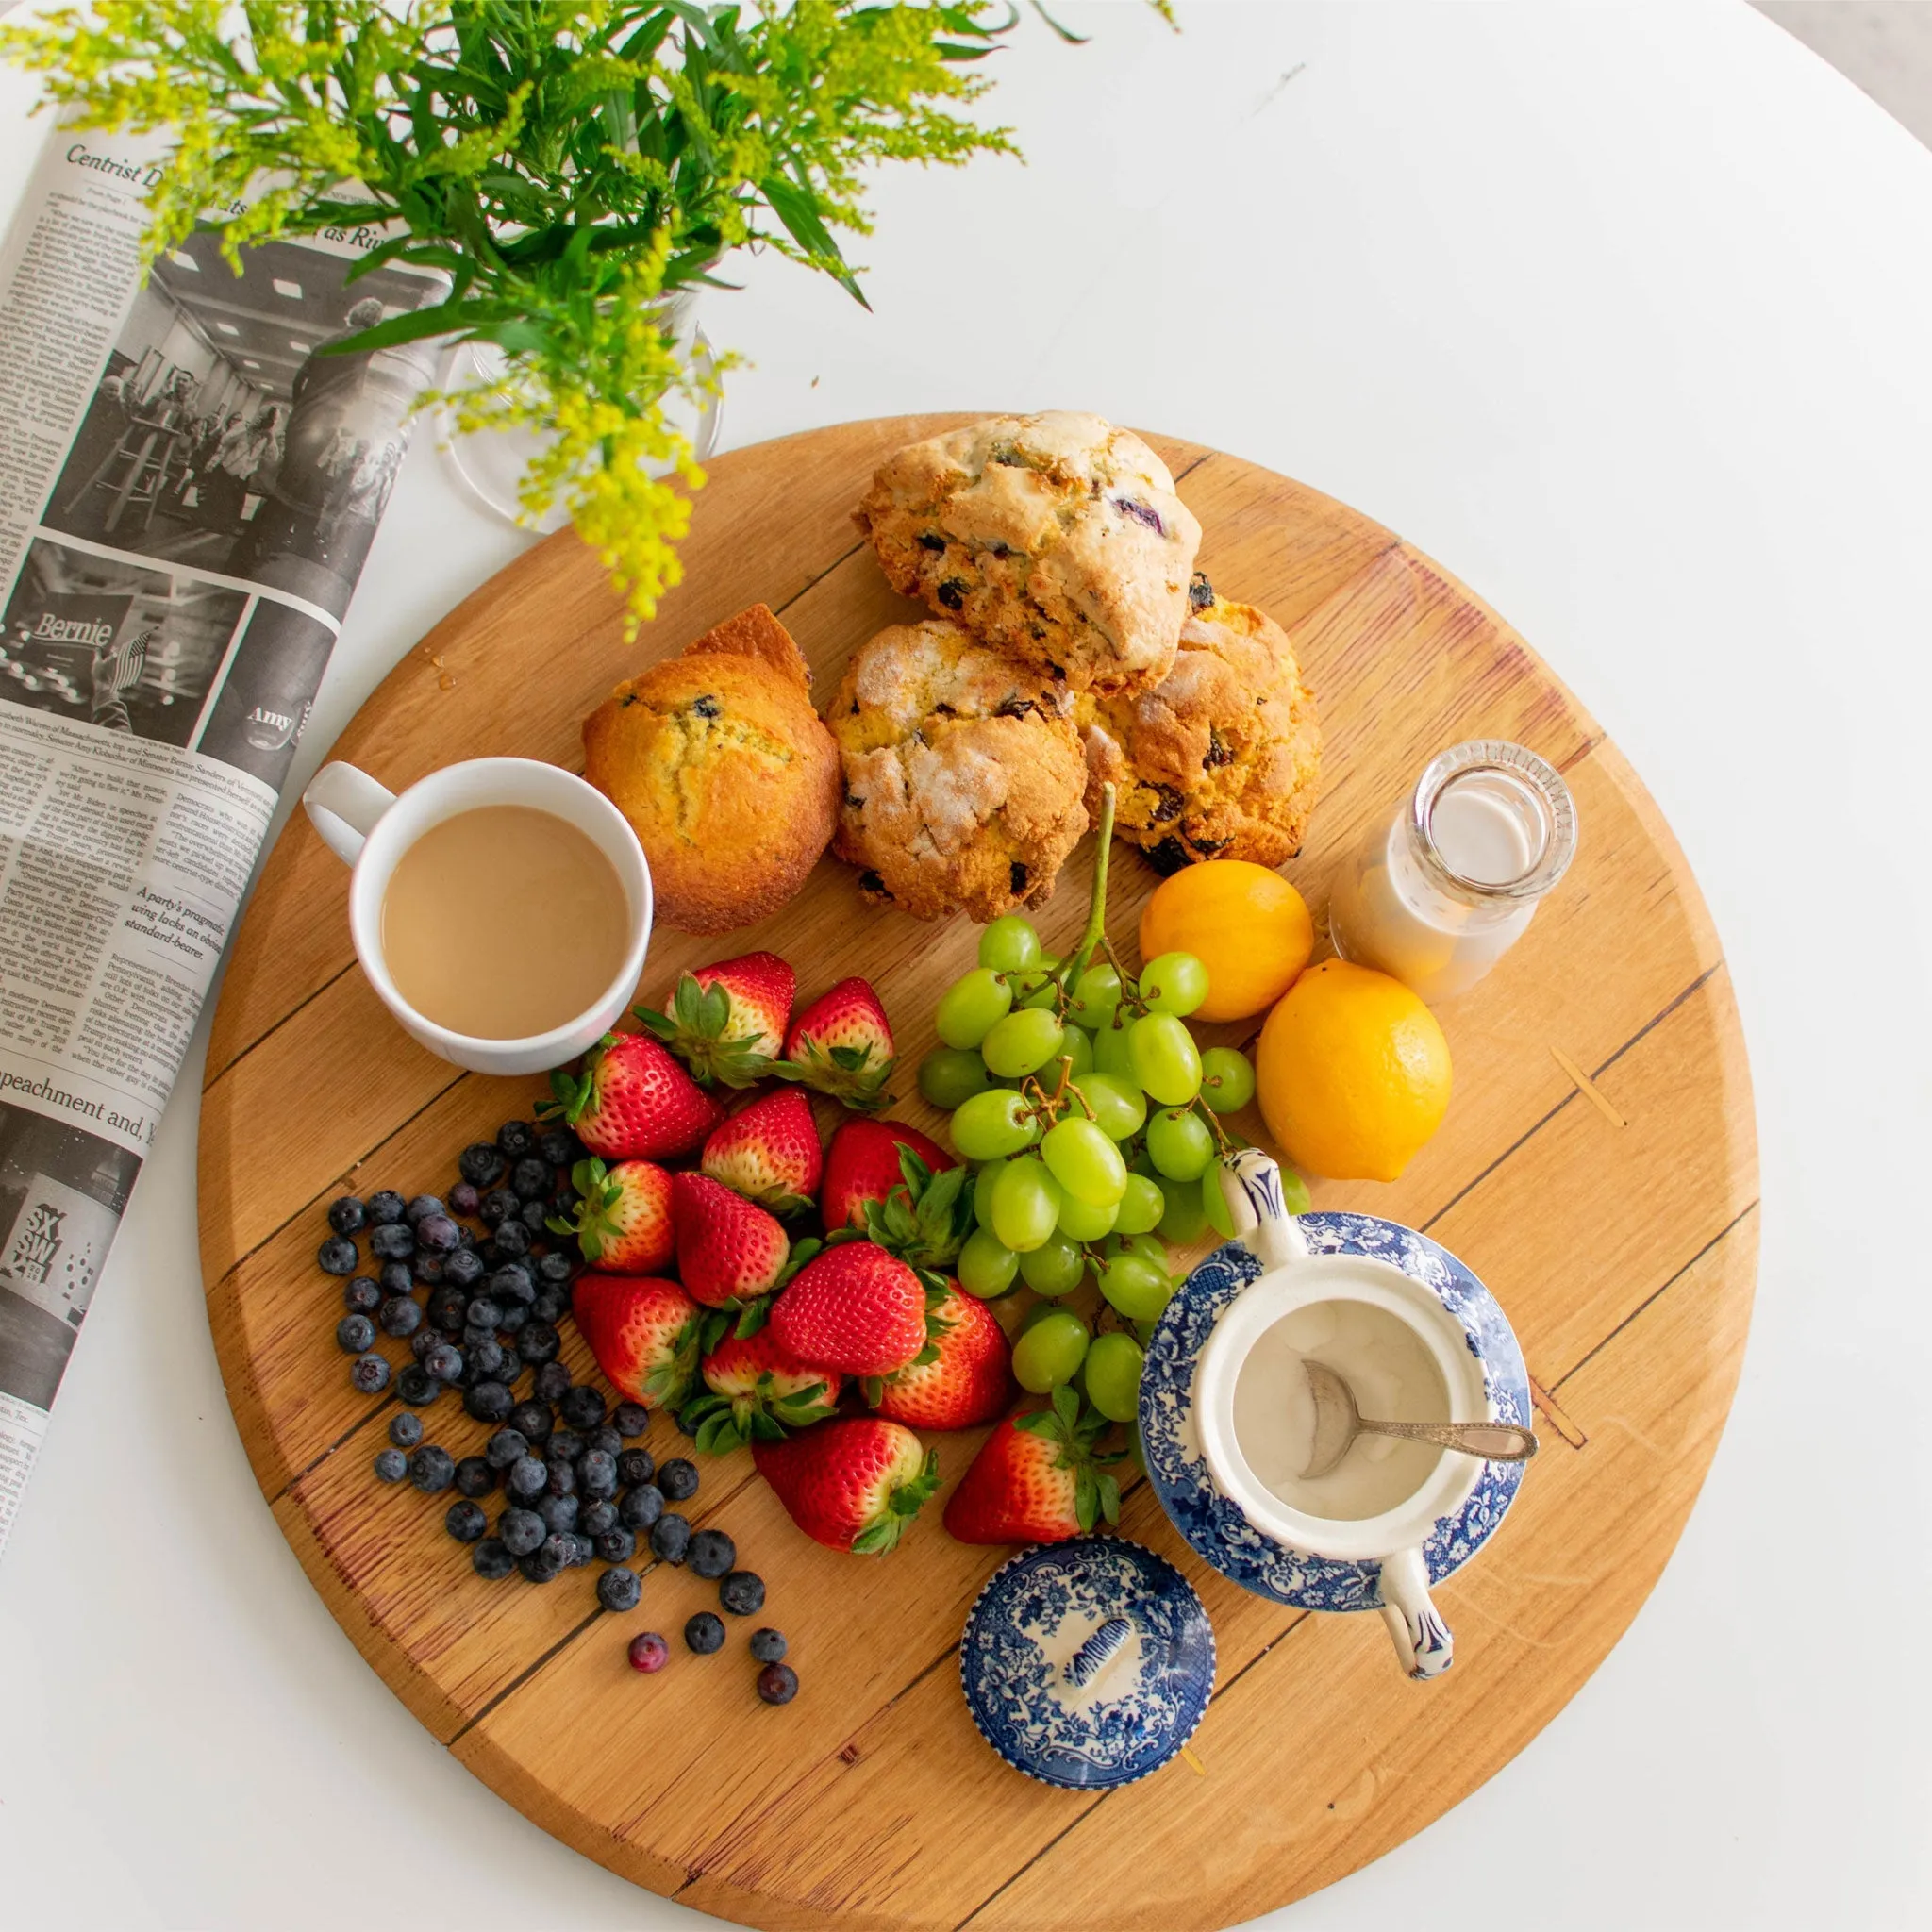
[0,125,444,1558]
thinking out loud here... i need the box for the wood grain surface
[199,417,1757,1930]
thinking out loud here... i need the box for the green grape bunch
[1,0,1172,630]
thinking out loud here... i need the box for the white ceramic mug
[302,756,652,1077]
[1192,1152,1492,1680]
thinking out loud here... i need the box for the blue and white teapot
[1139,1150,1538,1680]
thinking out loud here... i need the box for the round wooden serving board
[199,418,1757,1932]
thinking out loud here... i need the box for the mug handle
[1217,1149,1309,1270]
[304,761,396,866]
[1378,1543,1454,1680]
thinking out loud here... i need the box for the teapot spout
[1377,1543,1454,1680]
[1217,1150,1310,1270]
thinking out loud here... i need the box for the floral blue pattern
[1138,1213,1532,1612]
[958,1539,1214,1789]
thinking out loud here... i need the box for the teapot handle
[1377,1543,1454,1680]
[1217,1149,1309,1270]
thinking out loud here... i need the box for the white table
[3,4,1928,1925]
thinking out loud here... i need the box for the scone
[1078,574,1322,874]
[583,604,840,935]
[855,411,1201,693]
[828,618,1089,922]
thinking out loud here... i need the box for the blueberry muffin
[828,619,1090,921]
[1077,575,1322,874]
[855,412,1201,693]
[583,604,841,935]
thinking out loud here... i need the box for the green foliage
[0,1,1108,627]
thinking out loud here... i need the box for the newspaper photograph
[0,124,445,1558]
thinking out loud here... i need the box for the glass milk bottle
[1328,741,1576,1002]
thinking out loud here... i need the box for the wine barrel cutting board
[199,418,1757,1932]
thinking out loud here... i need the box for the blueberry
[580,1499,620,1539]
[374,1446,408,1482]
[658,1458,699,1503]
[532,1362,572,1406]
[627,1631,669,1674]
[544,1457,577,1497]
[537,1492,579,1535]
[683,1611,725,1655]
[597,1567,641,1613]
[366,1191,407,1225]
[569,1533,597,1568]
[518,1544,563,1584]
[484,1429,528,1472]
[424,1342,464,1383]
[518,1323,561,1366]
[471,1538,514,1581]
[417,1213,461,1255]
[688,1529,736,1580]
[578,1450,618,1500]
[427,1285,469,1333]
[449,1180,481,1218]
[593,1524,636,1564]
[749,1627,788,1664]
[537,1252,575,1287]
[558,1385,603,1431]
[327,1196,367,1236]
[530,1291,566,1325]
[518,1198,549,1235]
[538,1127,579,1167]
[465,1297,504,1332]
[585,1425,624,1459]
[369,1223,415,1262]
[479,1188,516,1227]
[406,1194,445,1224]
[495,1119,535,1158]
[498,1507,545,1557]
[341,1276,380,1318]
[615,1448,657,1491]
[466,1339,506,1381]
[351,1353,391,1395]
[496,1345,525,1385]
[336,1312,375,1353]
[318,1236,358,1275]
[612,1403,650,1441]
[621,1484,665,1533]
[720,1570,765,1616]
[491,1219,530,1260]
[377,1295,422,1339]
[649,1512,690,1565]
[389,1411,425,1450]
[462,1324,497,1351]
[539,1533,575,1575]
[396,1364,440,1406]
[409,1328,440,1363]
[459,1142,508,1187]
[756,1662,798,1706]
[378,1260,414,1299]
[408,1445,455,1493]
[496,1303,529,1336]
[506,1455,547,1501]
[508,1401,553,1444]
[502,1156,546,1203]
[443,1248,485,1289]
[445,1499,488,1542]
[455,1456,495,1498]
[412,1254,446,1288]
[488,1264,534,1306]
[548,1428,586,1465]
[464,1380,513,1424]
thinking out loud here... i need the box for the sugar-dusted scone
[828,618,1090,922]
[855,412,1201,693]
[583,604,840,936]
[1078,575,1322,874]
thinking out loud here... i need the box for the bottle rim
[1407,740,1577,904]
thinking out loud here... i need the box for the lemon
[1138,860,1314,1022]
[1255,959,1451,1181]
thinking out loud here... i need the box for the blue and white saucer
[1139,1214,1532,1614]
[958,1539,1214,1789]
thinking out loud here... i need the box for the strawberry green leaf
[1014,1409,1060,1438]
[850,1518,899,1556]
[698,1308,732,1357]
[1074,1464,1099,1532]
[748,1408,786,1442]
[859,1374,884,1407]
[891,1447,942,1517]
[897,1148,934,1193]
[1051,1383,1080,1433]
[908,1341,941,1369]
[733,1295,773,1340]
[1096,1471,1122,1524]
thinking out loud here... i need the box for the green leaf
[1051,1382,1080,1434]
[1074,1464,1098,1531]
[734,1295,773,1339]
[1096,1471,1122,1524]
[758,174,869,308]
[860,1375,884,1407]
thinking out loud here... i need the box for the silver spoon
[1300,1359,1540,1480]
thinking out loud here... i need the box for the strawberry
[821,1118,951,1233]
[777,976,895,1111]
[681,1328,841,1457]
[700,1088,823,1214]
[541,1032,724,1161]
[572,1274,702,1413]
[769,1241,933,1378]
[942,1388,1122,1544]
[671,1171,790,1308]
[822,1119,973,1275]
[633,951,795,1090]
[551,1158,674,1273]
[754,1416,941,1555]
[873,1286,1012,1432]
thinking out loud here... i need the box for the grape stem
[1062,782,1117,993]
